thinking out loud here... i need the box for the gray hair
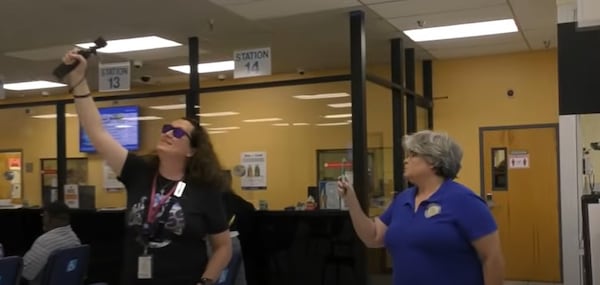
[403,130,463,179]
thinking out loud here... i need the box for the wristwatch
[199,277,214,285]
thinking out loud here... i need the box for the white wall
[559,115,584,285]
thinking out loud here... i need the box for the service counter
[0,208,367,285]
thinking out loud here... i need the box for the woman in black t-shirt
[60,50,232,285]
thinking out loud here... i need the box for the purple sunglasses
[161,124,191,140]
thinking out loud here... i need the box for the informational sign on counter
[98,62,131,92]
[233,47,271,79]
[64,184,79,208]
[240,152,267,190]
[104,161,124,191]
[318,180,348,210]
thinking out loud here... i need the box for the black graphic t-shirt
[119,153,228,285]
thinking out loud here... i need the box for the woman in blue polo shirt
[338,130,504,285]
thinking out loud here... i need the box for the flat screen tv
[80,105,140,153]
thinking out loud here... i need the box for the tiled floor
[369,275,562,285]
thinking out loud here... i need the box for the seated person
[22,201,81,285]
[208,170,255,285]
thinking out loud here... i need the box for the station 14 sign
[233,47,271,79]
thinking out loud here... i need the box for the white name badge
[174,181,186,197]
[137,255,153,279]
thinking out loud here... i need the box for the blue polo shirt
[379,180,497,285]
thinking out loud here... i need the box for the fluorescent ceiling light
[273,123,289,126]
[169,61,234,74]
[77,36,181,53]
[197,111,239,117]
[199,122,211,127]
[122,116,163,121]
[31,113,77,119]
[149,104,199,110]
[243,118,282,123]
[328,102,352,108]
[208,130,228,134]
[293,93,350,100]
[403,19,518,42]
[207,126,240,131]
[316,122,351,126]
[324,113,352,119]
[4,80,66,91]
[115,125,132,129]
[292,123,310,126]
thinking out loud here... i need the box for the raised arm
[338,179,388,248]
[62,50,128,175]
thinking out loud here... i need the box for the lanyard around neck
[146,174,178,224]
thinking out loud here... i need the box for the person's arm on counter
[338,178,388,248]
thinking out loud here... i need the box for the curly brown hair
[145,117,226,191]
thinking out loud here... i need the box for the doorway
[479,124,561,282]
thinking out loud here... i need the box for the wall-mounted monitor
[80,105,140,153]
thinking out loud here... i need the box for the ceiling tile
[387,4,512,30]
[121,47,210,62]
[367,0,506,18]
[418,33,524,50]
[361,0,406,4]
[4,45,208,63]
[4,45,78,61]
[522,27,558,50]
[209,0,361,20]
[429,41,529,59]
[509,0,557,30]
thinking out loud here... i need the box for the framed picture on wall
[40,157,88,188]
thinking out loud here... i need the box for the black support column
[423,60,433,129]
[187,37,200,119]
[350,10,369,213]
[405,48,416,134]
[350,11,369,285]
[56,102,66,201]
[391,38,405,193]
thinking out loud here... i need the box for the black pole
[56,102,66,201]
[391,38,405,193]
[350,10,369,285]
[423,60,433,130]
[187,37,200,119]
[405,48,416,134]
[350,10,369,213]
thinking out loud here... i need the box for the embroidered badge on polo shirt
[424,203,442,218]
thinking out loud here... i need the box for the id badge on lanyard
[138,250,153,279]
[137,177,186,279]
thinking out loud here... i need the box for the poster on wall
[240,152,267,190]
[104,161,125,191]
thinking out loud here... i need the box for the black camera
[52,37,107,81]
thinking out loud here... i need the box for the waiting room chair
[39,245,90,285]
[0,256,23,285]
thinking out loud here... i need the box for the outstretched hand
[61,49,88,88]
[337,175,354,198]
